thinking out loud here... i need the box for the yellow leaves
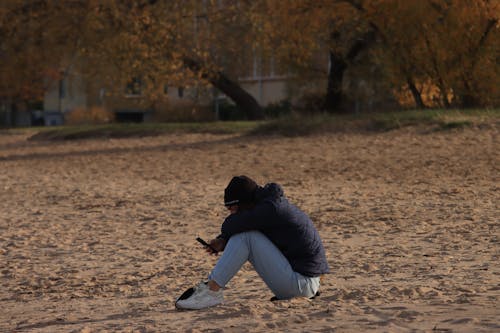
[1,0,496,107]
[370,0,499,107]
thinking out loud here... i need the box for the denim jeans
[208,231,320,299]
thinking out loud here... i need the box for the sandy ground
[0,125,498,332]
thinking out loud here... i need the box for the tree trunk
[183,57,264,120]
[407,78,426,109]
[458,19,497,108]
[210,72,264,120]
[438,81,451,108]
[324,31,376,113]
[324,51,348,112]
[460,79,480,108]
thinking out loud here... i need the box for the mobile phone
[196,237,218,253]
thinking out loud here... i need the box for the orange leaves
[355,0,499,107]
[0,0,496,108]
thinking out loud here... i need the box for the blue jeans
[208,231,320,299]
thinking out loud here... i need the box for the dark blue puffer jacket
[219,183,330,277]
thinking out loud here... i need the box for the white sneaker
[175,282,223,310]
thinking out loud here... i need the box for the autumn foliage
[0,0,498,119]
[367,0,500,108]
[256,0,499,109]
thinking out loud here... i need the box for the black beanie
[224,175,258,206]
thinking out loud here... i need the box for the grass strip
[22,108,500,140]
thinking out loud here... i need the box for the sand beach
[0,125,498,332]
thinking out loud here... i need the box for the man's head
[224,175,258,210]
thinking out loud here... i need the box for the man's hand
[206,238,227,254]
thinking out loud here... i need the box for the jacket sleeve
[219,201,276,240]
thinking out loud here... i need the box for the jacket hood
[255,183,284,202]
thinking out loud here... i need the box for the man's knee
[229,230,266,242]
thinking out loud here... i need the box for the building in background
[42,54,296,124]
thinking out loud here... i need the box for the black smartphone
[196,237,218,253]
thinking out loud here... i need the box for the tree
[429,0,499,108]
[247,0,379,113]
[81,0,266,119]
[251,0,499,111]
[2,0,497,124]
[354,0,499,108]
[1,0,266,121]
[0,1,71,114]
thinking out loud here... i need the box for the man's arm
[219,201,276,240]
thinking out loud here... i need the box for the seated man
[175,175,330,310]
